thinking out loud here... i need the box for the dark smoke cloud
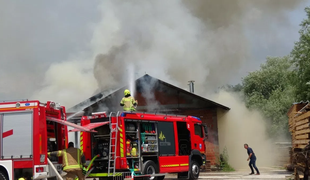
[93,45,129,91]
[92,0,306,98]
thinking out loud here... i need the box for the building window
[194,124,203,138]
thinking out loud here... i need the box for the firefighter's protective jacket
[120,96,137,111]
[48,147,85,171]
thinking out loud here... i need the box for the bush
[219,147,235,172]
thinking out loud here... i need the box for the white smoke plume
[31,58,98,108]
[214,90,277,169]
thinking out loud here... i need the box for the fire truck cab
[0,100,93,180]
[75,111,208,180]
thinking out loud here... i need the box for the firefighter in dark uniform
[48,142,86,180]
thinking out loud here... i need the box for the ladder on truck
[108,111,120,176]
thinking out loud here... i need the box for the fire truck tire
[142,160,159,180]
[189,160,200,180]
[0,171,8,180]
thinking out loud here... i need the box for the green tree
[242,56,295,138]
[291,6,310,101]
[220,84,243,93]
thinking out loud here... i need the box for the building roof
[67,74,230,117]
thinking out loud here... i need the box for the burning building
[68,74,230,167]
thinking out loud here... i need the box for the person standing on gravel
[244,143,260,175]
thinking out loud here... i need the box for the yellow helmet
[124,89,130,96]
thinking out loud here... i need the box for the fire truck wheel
[189,160,200,180]
[0,171,8,180]
[142,160,159,180]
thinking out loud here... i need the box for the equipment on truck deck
[131,141,138,156]
[126,139,132,156]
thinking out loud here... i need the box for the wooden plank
[288,104,307,117]
[294,144,307,149]
[296,119,310,126]
[295,112,310,122]
[294,139,309,144]
[293,144,305,149]
[296,123,310,130]
[295,128,310,135]
[295,134,309,140]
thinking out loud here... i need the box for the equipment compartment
[125,121,141,172]
[140,122,158,153]
[91,124,111,172]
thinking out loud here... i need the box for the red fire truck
[71,111,208,180]
[0,100,93,180]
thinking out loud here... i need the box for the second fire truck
[0,100,94,180]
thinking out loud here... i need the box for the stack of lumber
[292,146,310,180]
[288,102,310,149]
[287,102,310,179]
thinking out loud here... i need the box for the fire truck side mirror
[202,124,208,140]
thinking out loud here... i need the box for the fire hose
[83,154,100,177]
[47,158,63,180]
[47,154,99,180]
[73,154,100,180]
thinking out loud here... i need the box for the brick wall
[179,109,219,166]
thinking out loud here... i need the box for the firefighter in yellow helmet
[48,142,86,180]
[120,89,138,111]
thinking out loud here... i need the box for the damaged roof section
[67,74,230,117]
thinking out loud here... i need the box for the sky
[241,2,309,81]
[0,0,309,107]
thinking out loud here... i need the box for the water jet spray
[128,65,135,96]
